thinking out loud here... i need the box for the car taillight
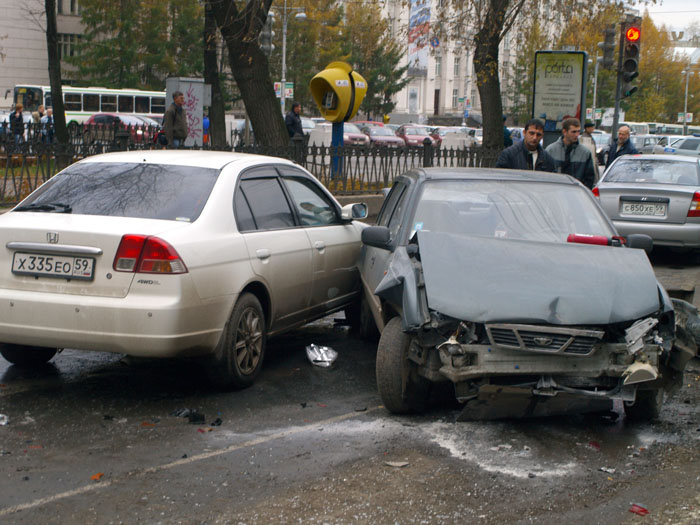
[113,234,187,274]
[688,192,700,217]
[592,187,600,197]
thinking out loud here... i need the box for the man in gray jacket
[163,91,188,148]
[545,118,595,189]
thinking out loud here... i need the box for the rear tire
[624,388,664,421]
[207,293,266,389]
[376,317,430,414]
[0,344,57,367]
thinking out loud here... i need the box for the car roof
[403,167,582,185]
[612,154,699,163]
[75,150,299,170]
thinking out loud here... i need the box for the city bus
[11,84,166,123]
[647,122,684,135]
[618,121,649,135]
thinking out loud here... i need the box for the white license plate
[621,201,667,216]
[12,252,95,280]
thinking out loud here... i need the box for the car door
[234,167,313,332]
[360,179,412,331]
[278,167,361,316]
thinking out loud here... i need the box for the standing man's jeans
[172,138,182,148]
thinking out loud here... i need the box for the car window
[238,177,295,230]
[234,189,256,232]
[387,187,410,239]
[377,182,406,226]
[412,180,613,243]
[282,176,339,226]
[605,158,700,185]
[679,138,700,151]
[17,162,218,221]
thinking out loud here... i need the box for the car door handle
[314,241,326,251]
[256,249,271,260]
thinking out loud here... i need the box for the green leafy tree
[69,0,203,89]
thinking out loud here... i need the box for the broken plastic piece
[0,414,8,426]
[91,472,104,482]
[306,344,338,368]
[623,362,659,385]
[599,466,616,474]
[384,461,409,468]
[625,317,659,355]
[210,418,222,427]
[629,504,649,516]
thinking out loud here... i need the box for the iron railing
[0,122,500,203]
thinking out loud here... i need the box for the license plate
[620,201,667,216]
[12,252,95,280]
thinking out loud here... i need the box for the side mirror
[361,225,391,249]
[340,202,368,221]
[626,233,653,253]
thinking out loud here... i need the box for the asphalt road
[0,254,699,524]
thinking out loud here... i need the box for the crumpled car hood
[416,230,662,325]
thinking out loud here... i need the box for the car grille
[486,324,604,357]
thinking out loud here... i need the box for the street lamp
[271,0,306,116]
[682,67,694,135]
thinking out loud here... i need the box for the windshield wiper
[14,202,73,213]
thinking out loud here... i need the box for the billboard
[532,51,587,132]
[408,0,430,77]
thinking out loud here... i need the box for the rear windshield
[412,180,614,243]
[18,162,219,221]
[605,158,700,186]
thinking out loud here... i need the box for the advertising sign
[408,0,430,77]
[532,51,587,132]
[678,112,684,123]
[274,82,282,98]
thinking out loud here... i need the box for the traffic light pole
[611,22,625,139]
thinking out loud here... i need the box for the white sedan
[0,150,367,388]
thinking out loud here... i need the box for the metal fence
[0,122,500,203]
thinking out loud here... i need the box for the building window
[435,55,442,77]
[454,57,460,77]
[57,0,63,14]
[57,34,81,59]
[452,89,458,108]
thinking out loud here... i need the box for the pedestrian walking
[285,102,303,138]
[545,118,596,189]
[606,125,638,168]
[579,121,600,182]
[495,118,555,172]
[9,103,25,144]
[40,108,54,144]
[32,104,45,124]
[163,91,188,148]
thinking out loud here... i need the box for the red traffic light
[626,26,641,42]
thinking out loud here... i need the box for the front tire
[207,293,266,389]
[376,317,430,414]
[624,388,664,421]
[0,344,57,367]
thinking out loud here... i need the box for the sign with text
[532,51,587,132]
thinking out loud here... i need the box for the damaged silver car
[360,168,700,420]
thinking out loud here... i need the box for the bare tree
[44,0,69,166]
[204,1,227,149]
[209,0,288,147]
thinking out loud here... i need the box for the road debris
[0,414,8,425]
[384,461,409,468]
[211,418,222,426]
[306,344,338,368]
[91,472,104,482]
[599,467,616,474]
[629,503,650,516]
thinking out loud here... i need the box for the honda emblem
[47,232,59,244]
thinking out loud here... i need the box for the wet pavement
[0,257,700,523]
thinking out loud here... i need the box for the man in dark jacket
[9,103,25,143]
[285,102,303,138]
[605,125,638,168]
[163,91,188,148]
[496,118,555,172]
[545,118,596,189]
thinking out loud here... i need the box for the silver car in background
[595,155,700,248]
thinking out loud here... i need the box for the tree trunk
[210,1,288,148]
[204,1,227,149]
[44,0,69,162]
[473,0,508,153]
